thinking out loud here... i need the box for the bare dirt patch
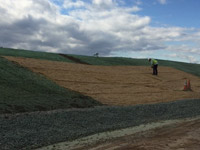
[4,56,200,106]
[73,117,200,150]
[36,117,200,150]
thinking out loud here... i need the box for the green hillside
[0,56,101,114]
[1,48,200,78]
[158,59,200,77]
[0,47,200,114]
[0,47,73,62]
[69,54,200,77]
[0,47,200,149]
[68,54,148,66]
[1,47,200,77]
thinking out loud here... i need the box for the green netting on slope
[0,47,73,62]
[0,56,101,114]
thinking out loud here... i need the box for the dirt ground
[72,117,200,150]
[5,56,200,106]
[5,56,200,150]
[36,117,200,150]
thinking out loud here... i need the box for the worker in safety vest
[148,58,158,75]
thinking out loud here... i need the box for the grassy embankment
[69,54,200,76]
[1,47,200,149]
[1,47,200,114]
[1,47,200,76]
[0,47,73,62]
[0,48,102,114]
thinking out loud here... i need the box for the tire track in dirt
[73,118,200,150]
[36,117,200,150]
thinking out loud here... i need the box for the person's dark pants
[153,65,158,75]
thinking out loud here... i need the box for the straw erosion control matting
[5,56,200,105]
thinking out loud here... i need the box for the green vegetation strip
[70,54,200,77]
[0,56,101,114]
[0,47,73,62]
[1,99,200,149]
[69,54,149,66]
[1,48,200,77]
[158,59,200,77]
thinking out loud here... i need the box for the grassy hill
[68,54,149,66]
[68,54,200,77]
[0,47,73,62]
[0,47,200,149]
[1,47,200,77]
[0,47,200,114]
[158,59,200,77]
[0,56,101,114]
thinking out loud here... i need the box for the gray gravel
[1,99,200,150]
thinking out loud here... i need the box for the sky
[0,0,200,63]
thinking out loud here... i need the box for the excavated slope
[4,56,200,106]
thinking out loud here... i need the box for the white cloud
[0,0,200,63]
[92,0,113,7]
[63,0,85,8]
[157,0,167,5]
[134,0,142,5]
[166,53,199,64]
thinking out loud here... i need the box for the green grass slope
[1,48,200,77]
[70,54,200,77]
[0,47,73,62]
[0,47,199,114]
[69,54,149,66]
[0,56,101,114]
[0,48,200,149]
[158,59,200,77]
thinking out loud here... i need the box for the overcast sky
[0,0,200,63]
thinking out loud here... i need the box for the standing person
[148,58,158,75]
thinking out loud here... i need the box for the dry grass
[5,56,200,106]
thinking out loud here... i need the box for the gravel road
[1,99,200,149]
[38,117,200,150]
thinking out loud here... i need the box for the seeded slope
[0,56,101,114]
[5,56,200,106]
